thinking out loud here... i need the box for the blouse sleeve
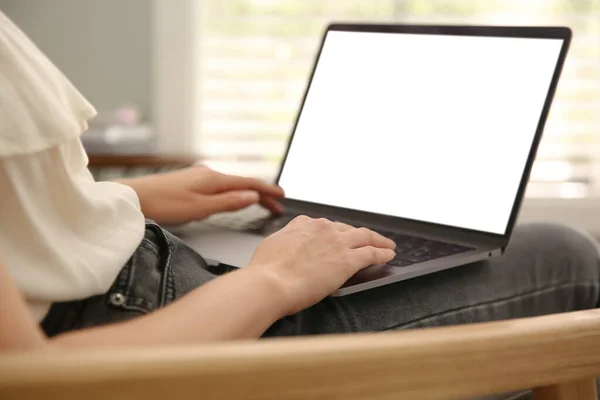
[0,10,96,157]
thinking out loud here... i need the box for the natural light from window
[196,0,600,199]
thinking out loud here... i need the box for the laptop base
[175,214,501,296]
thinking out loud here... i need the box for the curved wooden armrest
[2,310,600,400]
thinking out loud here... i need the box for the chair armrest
[2,310,600,400]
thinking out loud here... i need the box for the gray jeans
[41,221,600,398]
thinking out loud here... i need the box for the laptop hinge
[282,199,506,250]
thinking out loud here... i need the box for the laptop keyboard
[376,230,473,267]
[207,212,474,266]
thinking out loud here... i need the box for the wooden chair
[1,310,599,400]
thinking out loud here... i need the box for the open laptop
[178,23,571,296]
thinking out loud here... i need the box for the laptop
[178,23,571,296]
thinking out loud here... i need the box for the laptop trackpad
[180,229,265,268]
[341,264,399,288]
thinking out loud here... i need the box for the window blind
[197,0,600,198]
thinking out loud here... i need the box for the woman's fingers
[351,246,396,268]
[343,227,396,249]
[286,217,395,250]
[215,174,285,198]
[260,195,285,214]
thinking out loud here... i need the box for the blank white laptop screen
[278,30,564,235]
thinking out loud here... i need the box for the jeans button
[109,293,126,306]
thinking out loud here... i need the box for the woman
[1,9,599,352]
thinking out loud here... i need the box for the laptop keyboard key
[407,248,430,257]
[389,234,411,244]
[387,258,413,267]
[396,253,430,263]
[378,230,396,238]
[371,227,476,263]
[395,240,420,252]
[430,249,452,258]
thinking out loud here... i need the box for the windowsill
[519,198,600,235]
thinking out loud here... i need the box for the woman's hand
[246,216,396,315]
[120,165,284,225]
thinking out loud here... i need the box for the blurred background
[1,0,599,232]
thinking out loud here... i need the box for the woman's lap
[42,221,600,339]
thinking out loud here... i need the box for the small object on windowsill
[82,104,155,155]
[114,105,141,126]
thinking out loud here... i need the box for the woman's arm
[0,257,47,352]
[1,217,394,351]
[51,267,285,347]
[116,166,284,225]
[0,255,284,351]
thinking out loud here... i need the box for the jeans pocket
[106,222,176,314]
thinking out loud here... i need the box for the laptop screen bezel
[274,23,572,245]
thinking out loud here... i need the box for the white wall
[0,0,153,120]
